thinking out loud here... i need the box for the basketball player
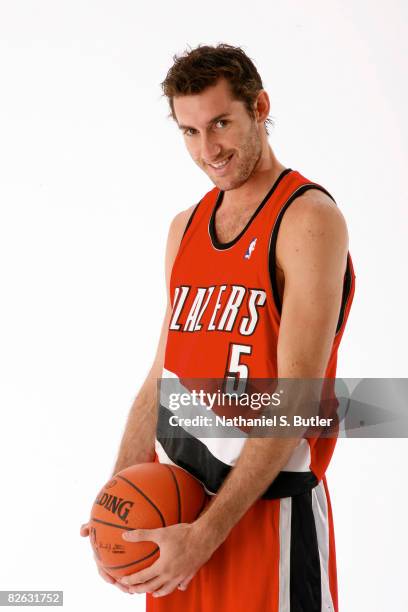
[81,44,355,611]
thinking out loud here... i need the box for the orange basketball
[88,462,207,578]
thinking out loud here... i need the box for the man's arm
[79,204,195,591]
[193,190,349,548]
[111,205,196,474]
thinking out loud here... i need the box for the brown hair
[161,43,274,134]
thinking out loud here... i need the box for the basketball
[88,462,207,578]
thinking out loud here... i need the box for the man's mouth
[207,154,233,170]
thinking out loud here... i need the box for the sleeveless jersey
[155,167,356,499]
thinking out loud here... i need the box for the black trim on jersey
[209,168,293,250]
[181,200,202,243]
[338,253,353,335]
[268,184,352,334]
[157,405,318,499]
[290,489,322,611]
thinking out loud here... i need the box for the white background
[0,1,407,610]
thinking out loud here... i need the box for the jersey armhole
[268,184,353,335]
[180,200,202,244]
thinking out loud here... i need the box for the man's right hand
[80,522,133,594]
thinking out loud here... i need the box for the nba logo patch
[244,238,257,259]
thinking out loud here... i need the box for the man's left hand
[119,522,217,597]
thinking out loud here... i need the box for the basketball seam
[164,464,182,523]
[90,517,138,530]
[116,474,166,526]
[103,546,160,570]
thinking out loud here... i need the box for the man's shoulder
[276,186,349,270]
[173,203,197,227]
[281,186,347,233]
[170,203,197,237]
[171,185,217,238]
[168,202,201,253]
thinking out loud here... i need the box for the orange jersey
[149,168,356,611]
[155,168,356,497]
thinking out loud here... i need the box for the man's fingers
[80,523,90,537]
[178,573,195,590]
[129,576,165,594]
[97,567,116,585]
[81,524,133,594]
[97,565,132,592]
[114,581,134,594]
[120,564,159,586]
[122,528,162,543]
[152,578,182,598]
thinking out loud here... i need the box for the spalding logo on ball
[88,462,207,578]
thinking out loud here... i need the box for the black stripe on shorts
[290,489,322,611]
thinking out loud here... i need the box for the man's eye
[215,119,228,129]
[184,128,197,136]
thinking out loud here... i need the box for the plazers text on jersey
[170,284,267,335]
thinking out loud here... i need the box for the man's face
[173,78,263,191]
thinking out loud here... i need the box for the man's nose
[201,133,221,163]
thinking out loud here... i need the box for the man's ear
[254,89,270,124]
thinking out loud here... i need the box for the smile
[208,154,233,171]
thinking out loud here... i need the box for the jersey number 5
[224,343,252,395]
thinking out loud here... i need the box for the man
[81,43,355,611]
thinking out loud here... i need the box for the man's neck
[222,147,286,210]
